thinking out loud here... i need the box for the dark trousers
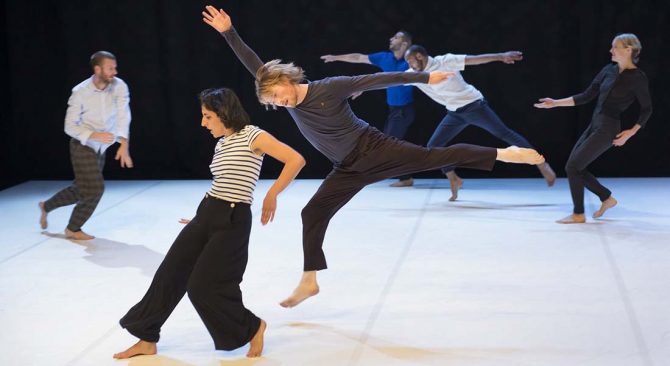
[44,138,105,232]
[301,127,497,271]
[426,99,533,174]
[566,114,619,214]
[119,195,260,351]
[384,104,416,181]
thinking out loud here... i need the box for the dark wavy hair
[198,88,251,132]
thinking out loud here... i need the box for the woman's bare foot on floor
[113,340,157,359]
[38,202,48,229]
[556,213,586,224]
[64,228,95,240]
[280,271,319,308]
[446,171,463,201]
[593,196,617,218]
[247,319,266,358]
[497,146,545,165]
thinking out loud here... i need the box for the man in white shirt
[405,45,556,201]
[39,51,133,240]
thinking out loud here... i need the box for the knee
[81,182,105,201]
[186,277,209,302]
[564,160,581,176]
[301,204,320,224]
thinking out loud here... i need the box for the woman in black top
[535,33,652,224]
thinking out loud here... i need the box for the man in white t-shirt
[405,45,555,201]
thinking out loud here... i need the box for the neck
[617,60,636,72]
[92,75,109,90]
[295,83,308,106]
[393,48,405,60]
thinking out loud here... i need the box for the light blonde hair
[614,33,642,63]
[255,59,305,108]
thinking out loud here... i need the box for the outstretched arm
[330,71,452,99]
[252,132,306,225]
[533,97,575,109]
[321,53,371,64]
[202,5,263,77]
[464,51,523,66]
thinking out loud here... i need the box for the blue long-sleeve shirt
[220,27,429,164]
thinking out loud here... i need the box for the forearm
[64,119,93,143]
[347,71,428,94]
[333,53,370,64]
[552,97,576,107]
[464,53,504,65]
[220,27,264,77]
[267,157,305,197]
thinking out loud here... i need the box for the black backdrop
[2,0,669,190]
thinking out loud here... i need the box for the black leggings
[119,195,260,351]
[301,127,497,271]
[566,114,620,214]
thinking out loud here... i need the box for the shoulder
[71,77,93,93]
[111,77,129,93]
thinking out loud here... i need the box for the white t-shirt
[208,125,264,204]
[409,54,483,111]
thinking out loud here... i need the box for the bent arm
[634,76,652,128]
[114,81,131,142]
[64,90,93,144]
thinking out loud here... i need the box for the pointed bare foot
[446,171,463,201]
[65,228,95,240]
[497,146,545,165]
[593,196,617,218]
[247,319,266,358]
[38,202,48,229]
[113,340,157,359]
[537,162,556,187]
[556,213,586,224]
[390,178,413,187]
[280,271,319,308]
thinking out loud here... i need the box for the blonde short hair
[614,33,642,63]
[255,59,305,107]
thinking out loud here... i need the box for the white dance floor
[1,178,668,366]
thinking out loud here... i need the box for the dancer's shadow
[42,232,164,276]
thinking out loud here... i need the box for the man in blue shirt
[321,31,416,187]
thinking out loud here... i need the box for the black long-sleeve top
[220,27,430,164]
[571,63,652,127]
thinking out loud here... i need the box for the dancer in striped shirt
[113,88,305,359]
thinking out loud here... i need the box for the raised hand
[501,51,523,64]
[202,5,232,32]
[428,71,455,84]
[534,98,556,109]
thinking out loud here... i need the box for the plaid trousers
[44,138,106,232]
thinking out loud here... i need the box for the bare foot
[537,162,556,187]
[113,340,157,359]
[497,146,545,165]
[38,202,48,229]
[446,171,463,201]
[280,271,319,308]
[390,178,413,187]
[65,228,95,240]
[247,319,267,358]
[593,196,617,218]
[556,213,586,224]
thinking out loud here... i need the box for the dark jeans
[120,195,260,351]
[566,113,619,214]
[384,104,416,180]
[44,138,106,232]
[426,99,533,174]
[301,127,497,271]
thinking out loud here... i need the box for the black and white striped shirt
[208,125,264,204]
